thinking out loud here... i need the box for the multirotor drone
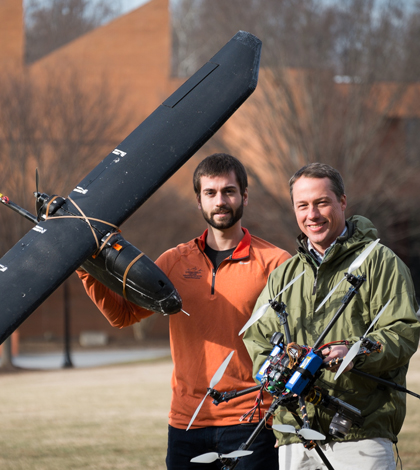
[188,240,420,470]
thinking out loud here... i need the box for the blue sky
[120,0,151,14]
[23,0,153,16]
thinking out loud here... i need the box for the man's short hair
[193,153,248,196]
[289,162,345,203]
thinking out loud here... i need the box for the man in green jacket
[243,162,420,470]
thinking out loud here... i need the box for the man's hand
[322,345,353,373]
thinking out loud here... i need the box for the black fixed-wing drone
[187,240,420,470]
[0,31,261,344]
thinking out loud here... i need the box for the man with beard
[77,153,291,469]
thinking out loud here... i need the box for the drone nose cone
[159,290,182,315]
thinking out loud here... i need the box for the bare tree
[25,0,122,63]
[0,64,131,367]
[0,72,42,251]
[0,66,129,250]
[171,0,206,77]
[171,0,420,263]
[33,66,130,197]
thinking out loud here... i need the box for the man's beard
[201,201,244,230]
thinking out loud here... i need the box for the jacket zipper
[311,245,338,295]
[312,268,319,295]
[210,254,239,296]
[299,249,319,295]
[211,269,216,295]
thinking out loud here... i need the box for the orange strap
[44,196,142,298]
[43,196,120,255]
[122,252,145,300]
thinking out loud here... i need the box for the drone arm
[220,395,299,470]
[0,194,38,224]
[317,252,420,378]
[270,300,293,343]
[298,396,311,429]
[243,273,288,378]
[350,368,420,399]
[312,274,366,350]
[348,250,420,375]
[351,319,419,376]
[283,401,335,470]
[211,384,262,404]
[321,339,381,372]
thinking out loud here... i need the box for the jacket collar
[197,227,251,260]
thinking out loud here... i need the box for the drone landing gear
[219,394,335,470]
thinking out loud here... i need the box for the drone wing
[0,219,97,342]
[0,31,262,343]
[68,31,262,226]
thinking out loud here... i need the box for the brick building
[0,0,418,348]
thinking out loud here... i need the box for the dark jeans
[166,423,279,470]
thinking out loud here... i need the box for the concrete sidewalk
[11,346,171,370]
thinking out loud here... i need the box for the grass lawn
[396,349,420,470]
[1,350,420,469]
[0,358,173,470]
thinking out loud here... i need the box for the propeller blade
[335,298,392,380]
[276,270,306,299]
[238,303,270,336]
[210,350,235,388]
[223,450,254,459]
[272,424,297,433]
[238,271,306,335]
[315,276,345,312]
[187,392,209,431]
[347,239,380,275]
[316,239,380,313]
[35,168,39,213]
[365,298,392,336]
[273,424,325,440]
[190,450,253,463]
[299,428,326,441]
[334,340,361,380]
[191,452,220,463]
[187,351,234,430]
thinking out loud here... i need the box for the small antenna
[34,168,42,215]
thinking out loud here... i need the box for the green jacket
[243,215,420,445]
